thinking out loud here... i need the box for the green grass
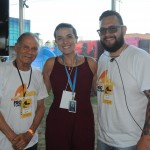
[38,92,97,150]
[91,95,97,105]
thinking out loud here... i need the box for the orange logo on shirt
[98,70,108,84]
[11,84,26,101]
[97,70,113,92]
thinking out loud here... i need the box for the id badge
[21,98,32,118]
[60,90,76,109]
[103,83,113,105]
[68,100,76,113]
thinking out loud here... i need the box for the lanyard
[14,60,32,98]
[62,54,78,94]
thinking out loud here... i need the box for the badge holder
[68,100,76,113]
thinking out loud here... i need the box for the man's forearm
[0,112,16,141]
[29,99,45,133]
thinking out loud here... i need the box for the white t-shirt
[0,62,48,150]
[97,45,150,147]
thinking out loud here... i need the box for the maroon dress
[45,57,95,150]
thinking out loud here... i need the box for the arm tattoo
[142,90,150,136]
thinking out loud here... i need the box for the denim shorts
[97,139,136,150]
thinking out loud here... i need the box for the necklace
[69,59,75,70]
[63,56,76,71]
[68,66,73,71]
[65,66,74,90]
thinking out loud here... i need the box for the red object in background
[76,41,98,59]
[75,37,150,61]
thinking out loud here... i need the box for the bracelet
[27,129,34,136]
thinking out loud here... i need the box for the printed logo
[97,70,113,92]
[11,84,37,107]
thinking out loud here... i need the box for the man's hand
[12,132,33,150]
[137,135,150,150]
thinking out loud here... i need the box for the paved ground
[38,98,98,150]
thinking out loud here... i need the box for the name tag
[60,90,76,109]
[21,98,32,118]
[69,100,76,113]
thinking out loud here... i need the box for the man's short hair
[99,10,124,25]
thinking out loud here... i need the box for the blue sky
[10,0,150,43]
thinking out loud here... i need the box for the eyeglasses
[97,25,124,36]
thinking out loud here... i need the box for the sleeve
[0,63,6,102]
[134,51,150,92]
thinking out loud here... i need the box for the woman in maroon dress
[43,23,97,150]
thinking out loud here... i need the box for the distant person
[96,10,150,150]
[43,23,97,150]
[81,42,88,55]
[89,45,96,58]
[0,32,48,150]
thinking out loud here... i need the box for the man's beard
[101,33,124,53]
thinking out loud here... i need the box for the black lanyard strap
[14,60,32,98]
